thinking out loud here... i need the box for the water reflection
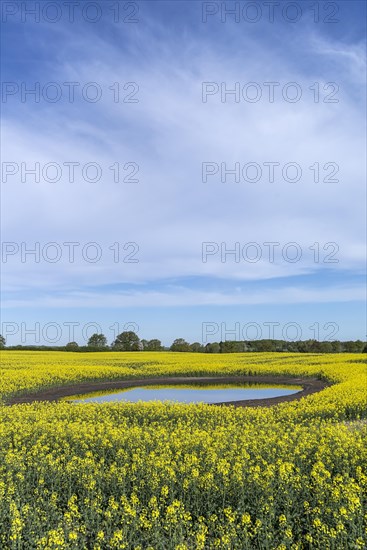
[71,383,301,404]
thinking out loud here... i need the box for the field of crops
[0,351,366,549]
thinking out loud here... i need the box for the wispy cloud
[1,4,365,333]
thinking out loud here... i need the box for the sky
[1,0,366,346]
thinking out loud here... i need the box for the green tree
[205,342,220,353]
[170,338,191,352]
[141,339,149,350]
[331,341,342,353]
[343,340,365,353]
[112,331,141,351]
[0,335,6,348]
[190,342,204,353]
[65,341,79,351]
[146,339,163,351]
[87,333,107,348]
[319,341,333,353]
[220,340,246,353]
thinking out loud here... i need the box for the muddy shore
[6,375,330,407]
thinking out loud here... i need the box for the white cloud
[2,22,365,304]
[2,282,365,309]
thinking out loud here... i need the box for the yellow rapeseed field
[0,351,366,549]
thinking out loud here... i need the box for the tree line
[0,332,366,353]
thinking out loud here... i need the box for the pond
[70,383,302,404]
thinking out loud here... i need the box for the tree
[296,340,314,353]
[141,339,149,350]
[256,340,278,352]
[0,335,6,348]
[319,341,333,353]
[112,331,141,351]
[219,340,246,353]
[170,338,191,352]
[146,339,163,351]
[330,341,342,353]
[190,342,204,353]
[87,333,107,348]
[343,340,365,353]
[205,342,220,353]
[65,341,79,351]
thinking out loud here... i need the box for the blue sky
[1,0,366,345]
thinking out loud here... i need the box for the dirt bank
[6,375,330,407]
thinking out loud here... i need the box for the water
[71,383,301,404]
